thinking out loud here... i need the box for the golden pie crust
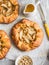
[0,30,11,59]
[11,19,43,51]
[0,0,19,23]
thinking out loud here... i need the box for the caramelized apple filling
[18,24,36,44]
[0,0,16,16]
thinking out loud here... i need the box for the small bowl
[15,55,33,65]
[23,3,36,15]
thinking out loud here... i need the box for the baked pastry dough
[0,30,11,59]
[11,19,43,51]
[0,0,19,23]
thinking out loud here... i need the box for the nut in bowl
[15,55,33,65]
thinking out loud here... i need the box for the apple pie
[0,30,11,59]
[0,0,19,23]
[11,19,43,51]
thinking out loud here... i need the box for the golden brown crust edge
[11,19,44,51]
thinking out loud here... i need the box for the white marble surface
[0,0,49,65]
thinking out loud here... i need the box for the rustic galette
[0,0,19,23]
[11,19,43,51]
[0,30,11,59]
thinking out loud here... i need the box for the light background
[0,0,49,65]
